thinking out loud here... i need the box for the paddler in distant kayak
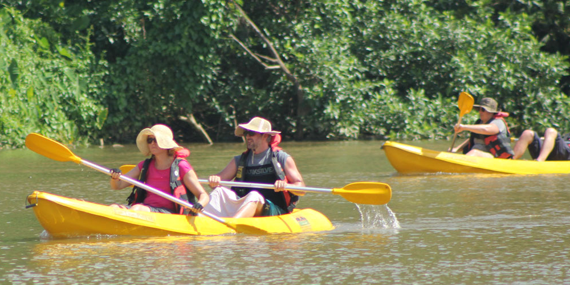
[451,97,514,159]
[205,117,306,218]
[109,124,209,214]
[512,128,570,161]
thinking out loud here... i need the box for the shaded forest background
[1,0,569,148]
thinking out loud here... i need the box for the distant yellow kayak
[26,191,334,238]
[382,141,570,174]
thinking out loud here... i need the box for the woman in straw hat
[452,97,514,159]
[109,124,209,214]
[205,117,305,218]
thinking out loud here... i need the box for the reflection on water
[2,140,570,283]
[21,232,395,284]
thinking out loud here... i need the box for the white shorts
[203,187,265,217]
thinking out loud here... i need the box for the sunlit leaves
[0,7,107,148]
[96,108,108,130]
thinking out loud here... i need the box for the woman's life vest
[231,135,298,213]
[463,115,514,159]
[127,157,196,215]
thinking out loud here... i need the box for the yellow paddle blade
[120,165,136,173]
[449,92,475,151]
[119,165,137,188]
[332,182,392,205]
[458,92,474,117]
[25,133,81,164]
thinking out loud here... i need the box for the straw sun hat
[136,124,181,156]
[235,117,281,137]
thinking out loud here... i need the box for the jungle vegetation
[1,0,569,148]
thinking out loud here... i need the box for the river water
[1,140,569,284]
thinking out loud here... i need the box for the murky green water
[1,140,569,283]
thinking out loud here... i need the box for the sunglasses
[243,130,260,136]
[147,137,157,144]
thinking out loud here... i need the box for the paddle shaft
[81,160,228,225]
[118,165,391,205]
[449,116,464,152]
[198,179,331,193]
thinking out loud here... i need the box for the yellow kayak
[26,191,334,238]
[381,141,570,174]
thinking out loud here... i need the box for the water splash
[356,204,401,229]
[39,230,52,240]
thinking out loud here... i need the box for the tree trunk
[229,0,306,140]
[179,113,213,145]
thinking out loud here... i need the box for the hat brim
[235,126,281,137]
[136,128,180,156]
[473,105,498,113]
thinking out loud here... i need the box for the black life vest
[231,148,298,213]
[563,134,570,148]
[463,117,514,159]
[127,158,196,215]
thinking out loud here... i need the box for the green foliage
[100,0,231,141]
[0,7,107,148]
[2,0,570,147]
[216,0,567,140]
[350,0,569,137]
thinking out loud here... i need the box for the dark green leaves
[8,59,18,89]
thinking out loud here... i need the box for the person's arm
[208,159,238,188]
[183,169,210,212]
[110,166,140,190]
[455,123,499,136]
[276,156,306,196]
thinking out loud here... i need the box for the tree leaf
[57,46,72,59]
[35,36,50,50]
[96,108,108,130]
[27,86,34,101]
[8,59,19,89]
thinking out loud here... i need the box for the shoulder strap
[235,149,250,182]
[169,158,196,215]
[271,149,286,181]
[127,158,152,205]
[140,158,152,181]
[170,158,183,190]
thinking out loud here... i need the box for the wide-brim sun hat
[473,97,499,113]
[235,117,281,137]
[136,124,180,156]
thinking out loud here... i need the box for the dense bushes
[0,7,107,147]
[1,0,569,148]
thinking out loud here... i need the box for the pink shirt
[136,158,193,211]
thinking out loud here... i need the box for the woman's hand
[191,202,203,213]
[110,168,122,180]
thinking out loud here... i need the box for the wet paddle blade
[458,92,474,117]
[25,133,81,164]
[332,182,392,205]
